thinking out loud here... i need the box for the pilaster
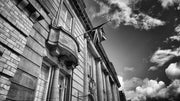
[96,58,104,101]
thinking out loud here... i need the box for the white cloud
[124,78,180,101]
[150,48,180,81]
[148,66,158,71]
[169,35,180,41]
[175,24,180,32]
[118,75,124,90]
[124,78,165,100]
[135,79,165,97]
[159,0,180,8]
[124,77,143,91]
[165,62,180,80]
[159,0,175,8]
[168,24,180,42]
[150,49,179,67]
[92,2,110,19]
[92,0,165,30]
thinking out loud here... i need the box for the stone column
[96,58,104,101]
[106,75,113,101]
[93,59,98,101]
[83,39,88,101]
[50,67,60,101]
[116,85,121,101]
[0,0,33,100]
[112,84,118,101]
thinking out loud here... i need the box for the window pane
[59,3,73,32]
[66,12,72,30]
[59,74,65,101]
[59,73,70,101]
[60,4,67,21]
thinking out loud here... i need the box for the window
[34,63,51,101]
[59,3,73,32]
[59,72,71,101]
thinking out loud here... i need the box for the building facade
[0,0,121,101]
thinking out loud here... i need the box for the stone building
[0,0,121,101]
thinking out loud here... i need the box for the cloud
[150,49,179,68]
[124,78,165,100]
[168,24,180,42]
[159,0,175,8]
[125,90,145,101]
[124,78,180,101]
[92,0,165,30]
[118,75,124,90]
[136,79,165,97]
[165,62,180,80]
[124,67,135,72]
[169,35,180,41]
[148,66,158,71]
[159,0,180,8]
[124,77,143,91]
[149,22,180,80]
[92,2,110,19]
[150,48,180,80]
[175,24,180,32]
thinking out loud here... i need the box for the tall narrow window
[59,72,70,101]
[34,63,51,101]
[59,3,73,32]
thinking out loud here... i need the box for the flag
[91,20,110,43]
[93,27,107,43]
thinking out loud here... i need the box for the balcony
[47,25,80,68]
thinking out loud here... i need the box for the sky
[83,0,180,101]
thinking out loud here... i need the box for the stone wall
[0,0,33,100]
[0,0,90,100]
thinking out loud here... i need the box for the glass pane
[59,73,70,101]
[59,3,73,32]
[59,74,65,101]
[60,4,67,21]
[66,12,72,30]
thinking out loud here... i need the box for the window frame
[34,62,52,101]
[59,0,74,33]
[59,69,72,101]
